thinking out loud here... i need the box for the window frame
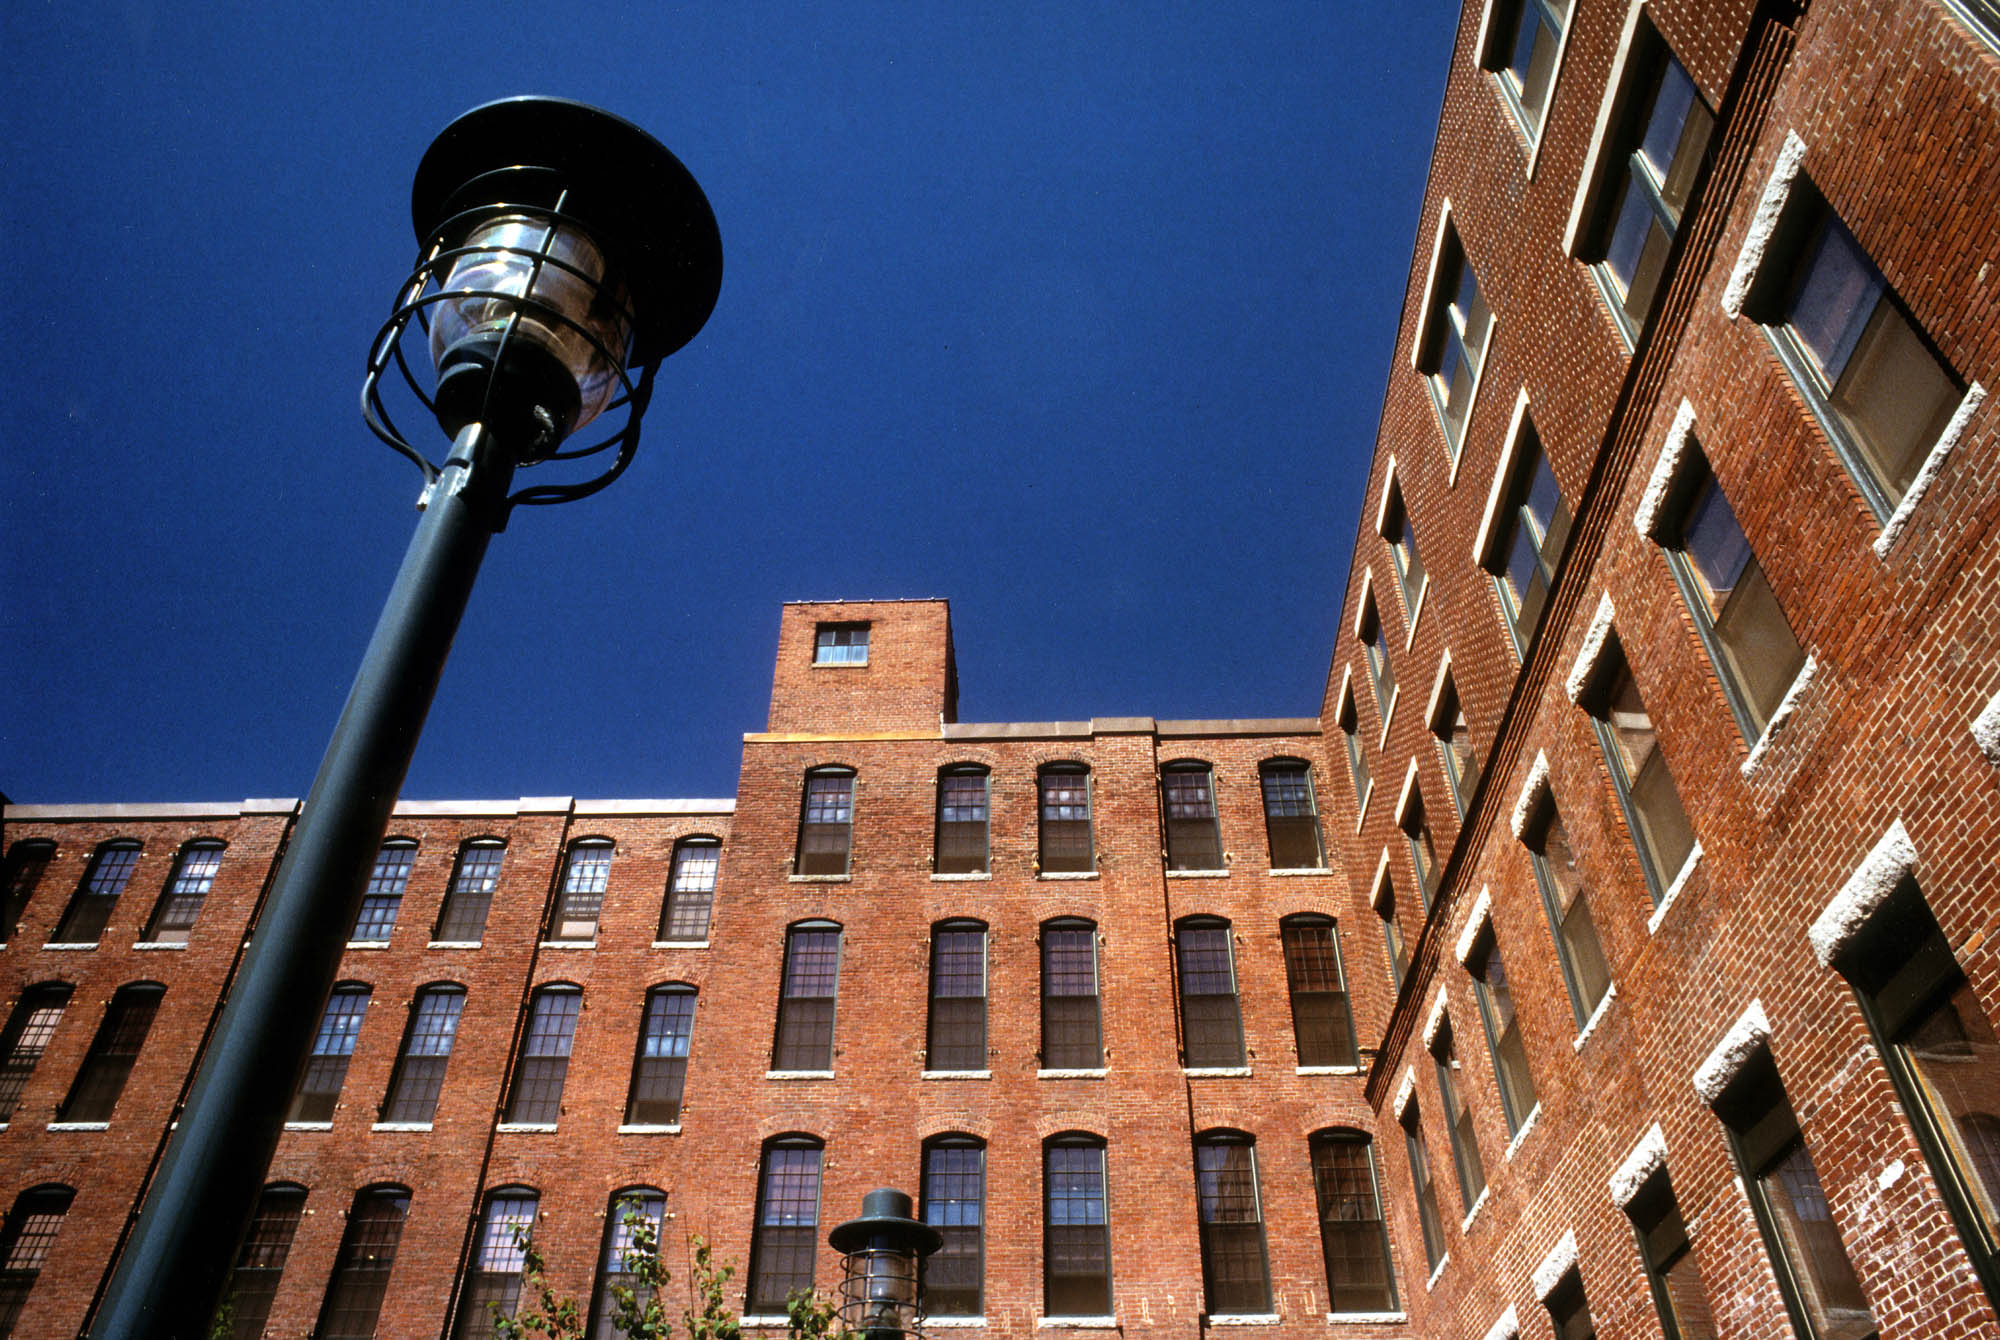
[1161,761,1225,872]
[504,984,582,1125]
[1414,211,1493,463]
[1281,916,1359,1068]
[1337,678,1373,818]
[434,839,504,944]
[1522,799,1614,1030]
[813,622,870,665]
[549,838,614,944]
[1578,632,1698,906]
[1358,589,1399,739]
[1625,1166,1717,1340]
[1401,1102,1449,1273]
[1259,759,1326,870]
[660,837,721,942]
[59,981,164,1123]
[1397,776,1441,911]
[1043,1134,1114,1318]
[1467,928,1540,1137]
[1426,667,1480,820]
[1478,0,1571,147]
[315,1185,410,1340]
[1040,918,1104,1071]
[747,1136,825,1315]
[925,920,988,1072]
[456,1186,539,1338]
[1379,473,1429,630]
[1310,1129,1400,1315]
[0,1184,74,1335]
[1476,399,1572,662]
[1,841,56,944]
[1429,1017,1489,1216]
[1037,764,1095,874]
[0,983,72,1123]
[626,985,696,1126]
[921,1135,987,1317]
[589,1188,667,1340]
[52,840,141,945]
[351,840,416,945]
[380,983,466,1126]
[1193,1130,1274,1316]
[933,765,992,875]
[225,1182,307,1340]
[795,768,856,877]
[290,982,371,1124]
[140,840,225,946]
[1175,918,1246,1070]
[772,921,842,1073]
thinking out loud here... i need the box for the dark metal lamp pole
[830,1188,945,1340]
[87,96,722,1339]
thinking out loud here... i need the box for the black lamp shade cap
[828,1188,944,1257]
[411,96,723,362]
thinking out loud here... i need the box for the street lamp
[87,97,721,1340]
[829,1189,945,1340]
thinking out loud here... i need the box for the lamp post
[829,1189,945,1340]
[87,97,722,1339]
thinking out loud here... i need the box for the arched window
[550,839,614,944]
[224,1183,307,1339]
[289,983,371,1125]
[381,984,466,1125]
[1161,762,1222,871]
[1193,1131,1272,1316]
[316,1185,409,1340]
[660,838,720,942]
[747,1137,824,1315]
[927,921,987,1072]
[590,1188,667,1339]
[1,842,56,943]
[627,986,695,1126]
[1281,916,1358,1067]
[52,840,141,945]
[435,839,504,943]
[457,1187,539,1337]
[506,985,582,1124]
[796,769,855,875]
[0,984,72,1122]
[0,1184,74,1333]
[1175,918,1243,1069]
[934,766,990,874]
[1309,1130,1398,1314]
[1044,1134,1112,1317]
[1259,760,1324,869]
[59,981,164,1123]
[772,923,841,1072]
[1037,764,1093,873]
[141,840,225,945]
[1040,919,1102,1071]
[921,1135,986,1316]
[351,841,417,944]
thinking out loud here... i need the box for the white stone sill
[653,940,710,950]
[42,943,98,951]
[1329,1313,1408,1325]
[1038,871,1099,880]
[741,1317,792,1329]
[47,1121,109,1132]
[1647,844,1703,936]
[1403,576,1431,651]
[766,1070,835,1081]
[282,1121,332,1131]
[1426,1253,1451,1290]
[345,940,389,950]
[1166,869,1230,879]
[132,941,187,950]
[1297,1065,1362,1076]
[1206,1315,1281,1326]
[1036,1317,1119,1329]
[925,1318,987,1328]
[1504,1104,1542,1162]
[931,872,992,881]
[429,940,482,950]
[618,1123,682,1135]
[1270,867,1334,877]
[1462,1185,1491,1230]
[540,940,596,950]
[371,1121,433,1132]
[1039,1068,1107,1080]
[789,874,850,883]
[496,1122,558,1133]
[922,1070,991,1081]
[1572,983,1619,1053]
[1185,1066,1252,1078]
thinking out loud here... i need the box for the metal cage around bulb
[829,1189,944,1340]
[362,96,722,507]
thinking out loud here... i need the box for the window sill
[1206,1316,1281,1326]
[1037,1317,1119,1329]
[282,1121,333,1132]
[1585,262,1640,354]
[540,939,596,950]
[1037,871,1099,880]
[1328,1312,1408,1325]
[1039,1068,1107,1080]
[925,1318,987,1329]
[1425,1253,1451,1291]
[810,660,869,669]
[42,943,99,951]
[1571,982,1619,1054]
[429,940,482,950]
[1504,1103,1542,1162]
[618,1123,683,1135]
[132,941,187,950]
[1269,867,1333,876]
[653,940,710,950]
[931,872,992,881]
[1353,780,1372,832]
[741,1318,793,1329]
[1462,1185,1491,1230]
[922,1069,991,1080]
[371,1121,432,1132]
[1646,843,1703,936]
[1377,687,1399,750]
[788,874,850,883]
[1184,1066,1251,1078]
[1296,1065,1362,1076]
[46,1121,109,1132]
[765,1070,834,1081]
[496,1122,558,1133]
[1740,654,1818,778]
[1403,576,1430,651]
[345,940,389,950]
[1165,868,1229,879]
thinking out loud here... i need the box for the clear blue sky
[3,3,1456,804]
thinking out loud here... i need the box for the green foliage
[783,1288,843,1340]
[206,1294,236,1340]
[679,1232,742,1340]
[490,1225,586,1340]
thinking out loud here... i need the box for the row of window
[795,758,1328,878]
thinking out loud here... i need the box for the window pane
[382,988,464,1124]
[1045,1144,1111,1315]
[627,990,695,1125]
[507,990,580,1123]
[0,1188,72,1337]
[553,843,611,942]
[62,986,162,1122]
[663,842,719,940]
[1262,766,1324,868]
[1474,939,1539,1131]
[1312,1136,1397,1313]
[1506,0,1561,126]
[928,928,987,1071]
[227,1185,305,1340]
[923,1143,985,1316]
[2,844,54,942]
[1434,1033,1488,1210]
[1042,925,1103,1069]
[316,1189,408,1340]
[814,623,869,664]
[1789,215,1883,383]
[291,986,370,1124]
[935,773,990,874]
[1761,1140,1874,1338]
[1039,770,1094,872]
[1163,769,1223,871]
[798,774,854,875]
[0,987,70,1123]
[1599,662,1696,892]
[352,845,415,943]
[775,928,840,1070]
[1195,1140,1271,1315]
[1404,1114,1447,1270]
[748,1145,822,1313]
[1630,1171,1716,1340]
[1829,296,1963,506]
[54,845,140,943]
[145,845,223,944]
[1533,811,1612,1023]
[1283,922,1357,1067]
[590,1192,666,1340]
[1177,925,1245,1067]
[457,1192,537,1337]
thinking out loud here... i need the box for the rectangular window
[1627,1168,1716,1340]
[380,987,464,1125]
[316,1188,408,1340]
[927,924,987,1071]
[1431,676,1480,819]
[60,984,163,1123]
[290,985,370,1124]
[53,843,140,944]
[506,988,581,1124]
[1045,1141,1113,1316]
[1402,1105,1448,1272]
[1195,1136,1272,1315]
[1038,768,1094,873]
[0,1187,72,1336]
[1177,922,1245,1069]
[1041,922,1103,1070]
[1384,485,1428,622]
[1484,420,1571,659]
[934,770,990,874]
[1260,762,1325,869]
[1545,1268,1597,1340]
[1,843,54,943]
[1401,789,1441,910]
[435,842,503,943]
[457,1191,537,1337]
[1757,192,1964,523]
[813,622,869,665]
[1162,766,1224,871]
[1419,224,1492,457]
[352,844,415,944]
[1282,919,1358,1067]
[1714,1053,1877,1339]
[796,772,855,876]
[1340,689,1373,811]
[1378,880,1410,992]
[627,989,695,1125]
[591,1192,666,1340]
[1469,932,1540,1134]
[1659,449,1807,741]
[1311,1133,1399,1314]
[661,841,719,940]
[1483,0,1565,135]
[0,986,71,1122]
[142,844,223,945]
[747,1143,823,1314]
[773,925,841,1071]
[922,1141,986,1316]
[1586,34,1714,340]
[1431,1022,1488,1213]
[1526,803,1613,1027]
[226,1185,305,1340]
[551,842,612,943]
[1583,640,1697,903]
[1361,597,1398,724]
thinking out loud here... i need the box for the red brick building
[5,1,2000,1337]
